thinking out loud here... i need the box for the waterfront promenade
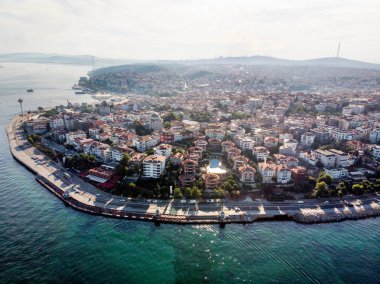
[6,115,380,225]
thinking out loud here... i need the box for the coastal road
[8,115,380,220]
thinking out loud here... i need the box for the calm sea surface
[0,62,379,283]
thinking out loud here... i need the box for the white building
[142,155,166,179]
[205,129,226,140]
[301,132,315,147]
[324,168,349,180]
[313,149,336,168]
[236,136,255,151]
[276,165,292,184]
[252,146,270,161]
[371,145,380,160]
[329,149,350,168]
[258,162,276,183]
[49,116,65,130]
[369,129,380,144]
[65,131,87,145]
[154,144,172,158]
[133,136,159,152]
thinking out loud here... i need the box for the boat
[26,89,34,92]
[75,91,86,95]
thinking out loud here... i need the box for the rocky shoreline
[293,205,380,224]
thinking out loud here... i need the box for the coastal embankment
[6,115,380,225]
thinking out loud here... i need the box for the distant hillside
[182,55,380,70]
[0,53,136,66]
[1,52,379,70]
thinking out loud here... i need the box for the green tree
[173,187,183,199]
[214,187,225,199]
[164,122,171,129]
[352,184,364,195]
[191,186,202,199]
[115,154,130,176]
[318,173,333,185]
[314,181,329,197]
[183,187,192,199]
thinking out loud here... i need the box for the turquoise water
[1,62,380,283]
[210,159,220,168]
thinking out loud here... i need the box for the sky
[0,0,379,62]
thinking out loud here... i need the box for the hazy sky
[0,0,379,62]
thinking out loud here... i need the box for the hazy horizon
[0,0,379,63]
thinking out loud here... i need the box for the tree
[164,122,171,129]
[352,184,364,195]
[214,187,225,199]
[314,181,329,197]
[183,187,192,199]
[318,173,333,185]
[18,98,24,116]
[37,106,44,112]
[173,188,183,199]
[191,186,202,199]
[336,182,347,196]
[115,154,130,176]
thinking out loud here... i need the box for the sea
[0,62,379,283]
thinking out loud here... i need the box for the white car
[234,207,241,212]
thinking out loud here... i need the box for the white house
[276,165,292,184]
[142,155,166,179]
[258,162,276,183]
[154,144,172,158]
[301,132,315,147]
[324,168,349,180]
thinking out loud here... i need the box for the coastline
[6,115,380,226]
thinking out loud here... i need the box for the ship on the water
[26,89,34,92]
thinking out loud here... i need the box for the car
[322,201,329,205]
[180,200,187,204]
[152,200,157,203]
[95,193,100,197]
[297,201,304,205]
[234,207,241,212]
[147,199,152,203]
[119,199,126,202]
[188,200,196,204]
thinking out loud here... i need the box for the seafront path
[6,114,380,224]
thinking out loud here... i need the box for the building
[111,145,134,162]
[313,149,336,168]
[182,159,198,175]
[263,137,278,148]
[329,149,350,167]
[65,131,87,145]
[324,168,349,181]
[369,129,380,144]
[276,165,292,184]
[133,136,158,152]
[203,173,220,190]
[236,136,255,150]
[258,162,276,183]
[154,144,172,158]
[291,166,307,184]
[252,146,270,161]
[205,128,226,140]
[238,165,256,183]
[232,156,249,170]
[142,155,166,179]
[370,145,380,160]
[301,132,315,147]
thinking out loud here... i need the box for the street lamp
[18,98,24,116]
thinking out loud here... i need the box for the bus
[63,172,71,179]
